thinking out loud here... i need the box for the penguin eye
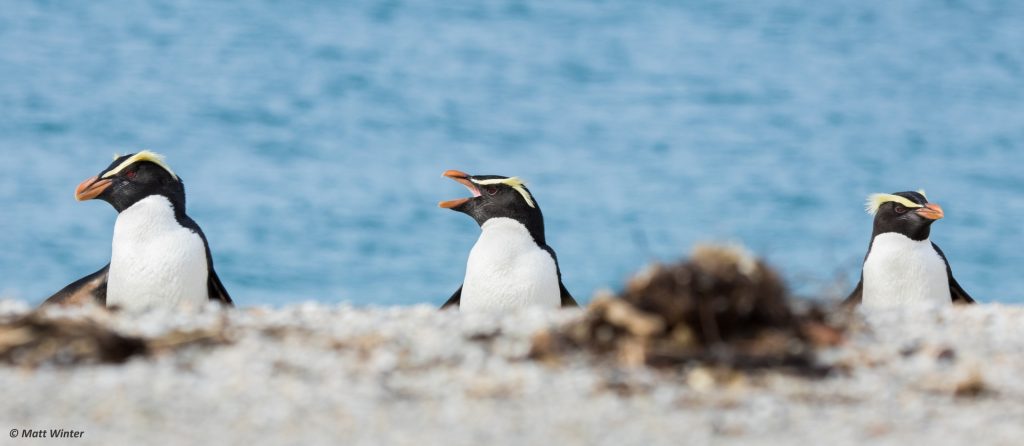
[484,186,498,196]
[894,205,907,214]
[124,170,137,180]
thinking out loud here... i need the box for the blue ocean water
[1,1,1022,306]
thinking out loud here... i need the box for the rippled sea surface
[1,1,1022,305]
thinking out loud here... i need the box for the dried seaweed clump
[0,312,147,367]
[531,245,842,374]
[0,311,232,368]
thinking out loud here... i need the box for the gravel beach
[1,300,1022,446]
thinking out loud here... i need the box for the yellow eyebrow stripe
[102,151,177,180]
[865,193,924,215]
[471,177,536,208]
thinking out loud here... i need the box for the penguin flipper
[948,276,975,304]
[843,277,864,307]
[931,242,975,304]
[539,245,577,308]
[559,282,578,307]
[207,267,233,306]
[180,215,231,306]
[441,286,462,310]
[42,264,109,307]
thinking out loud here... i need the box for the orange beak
[915,203,944,221]
[74,176,112,201]
[438,170,481,209]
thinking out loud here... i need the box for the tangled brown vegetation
[0,309,229,368]
[531,245,844,375]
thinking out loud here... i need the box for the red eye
[484,186,498,196]
[894,205,906,214]
[124,170,137,179]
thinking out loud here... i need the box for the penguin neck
[117,191,188,222]
[112,182,186,215]
[872,222,931,242]
[480,215,545,246]
[115,195,185,235]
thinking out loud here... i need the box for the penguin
[844,190,974,308]
[438,170,577,312]
[43,151,232,310]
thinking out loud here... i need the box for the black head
[866,190,944,241]
[74,151,185,213]
[438,170,546,244]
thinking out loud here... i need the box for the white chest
[107,195,209,311]
[861,233,951,309]
[461,218,560,313]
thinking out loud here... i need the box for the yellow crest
[471,177,536,208]
[865,193,924,215]
[102,150,177,180]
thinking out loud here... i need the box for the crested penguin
[844,191,974,308]
[43,151,232,310]
[438,170,577,312]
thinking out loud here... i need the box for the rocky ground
[1,300,1021,446]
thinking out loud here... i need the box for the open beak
[74,176,112,201]
[915,203,944,221]
[438,170,481,209]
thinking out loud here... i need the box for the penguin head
[439,170,546,241]
[74,151,185,213]
[866,190,944,241]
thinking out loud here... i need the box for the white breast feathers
[862,232,952,309]
[460,217,561,312]
[106,195,209,311]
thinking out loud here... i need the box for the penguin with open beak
[43,151,232,309]
[844,190,974,308]
[439,170,577,312]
